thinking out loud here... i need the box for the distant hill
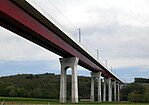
[1,73,148,102]
[121,78,149,102]
[134,78,149,83]
[0,73,93,100]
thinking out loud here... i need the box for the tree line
[0,73,91,100]
[0,74,149,102]
[121,78,149,102]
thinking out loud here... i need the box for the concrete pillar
[59,63,67,103]
[103,78,106,102]
[90,72,95,102]
[97,72,102,102]
[90,72,102,102]
[111,82,113,101]
[59,57,79,103]
[71,65,78,103]
[114,81,117,101]
[117,82,120,102]
[108,78,112,102]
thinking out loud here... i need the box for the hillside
[0,73,149,102]
[0,73,92,99]
[121,78,149,102]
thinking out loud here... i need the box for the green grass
[0,97,148,105]
[0,96,58,104]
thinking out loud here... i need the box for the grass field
[0,97,148,105]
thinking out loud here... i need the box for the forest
[0,73,148,102]
[0,73,91,100]
[121,78,149,102]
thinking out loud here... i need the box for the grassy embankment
[0,97,148,105]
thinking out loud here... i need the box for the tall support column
[98,72,102,102]
[114,81,117,101]
[108,78,112,102]
[111,82,113,101]
[71,64,79,103]
[90,72,102,102]
[59,63,67,103]
[117,82,120,102]
[59,57,79,103]
[90,72,95,102]
[103,78,106,102]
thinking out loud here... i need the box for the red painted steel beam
[0,0,122,83]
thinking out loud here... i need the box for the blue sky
[0,59,90,77]
[0,0,149,83]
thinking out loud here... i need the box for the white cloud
[49,0,149,26]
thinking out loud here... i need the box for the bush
[128,92,143,102]
[144,87,149,102]
[32,88,42,98]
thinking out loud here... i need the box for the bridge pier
[97,72,102,102]
[90,72,95,102]
[108,78,112,102]
[90,72,102,102]
[114,81,117,101]
[59,57,79,103]
[103,78,107,102]
[117,82,120,102]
